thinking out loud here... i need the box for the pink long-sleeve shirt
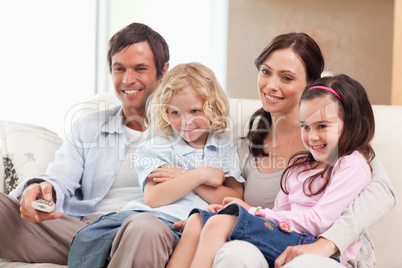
[248,151,371,264]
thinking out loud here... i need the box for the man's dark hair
[107,22,170,79]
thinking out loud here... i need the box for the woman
[212,32,395,268]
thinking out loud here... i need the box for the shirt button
[111,171,115,176]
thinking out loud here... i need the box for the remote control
[32,199,56,213]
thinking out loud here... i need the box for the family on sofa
[0,22,395,268]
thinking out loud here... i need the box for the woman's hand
[222,197,251,211]
[148,164,187,183]
[19,182,62,222]
[274,238,338,267]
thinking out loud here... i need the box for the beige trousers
[0,194,175,267]
[0,193,86,264]
[108,213,175,268]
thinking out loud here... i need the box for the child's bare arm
[194,176,244,204]
[143,166,225,208]
[148,164,187,182]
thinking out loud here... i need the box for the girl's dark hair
[107,22,170,79]
[246,32,324,157]
[281,74,376,196]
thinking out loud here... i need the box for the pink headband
[307,86,343,102]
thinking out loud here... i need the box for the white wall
[0,0,229,137]
[99,0,228,94]
[0,0,97,137]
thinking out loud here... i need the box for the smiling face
[258,48,308,116]
[167,87,210,148]
[112,41,160,121]
[300,95,344,167]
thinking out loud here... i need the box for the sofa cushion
[0,121,63,194]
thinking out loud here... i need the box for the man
[0,22,173,267]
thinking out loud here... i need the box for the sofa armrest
[0,121,63,194]
[0,146,4,194]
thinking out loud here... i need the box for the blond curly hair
[146,62,229,136]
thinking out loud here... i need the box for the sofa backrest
[367,105,402,268]
[0,92,400,267]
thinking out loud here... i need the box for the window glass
[0,0,96,137]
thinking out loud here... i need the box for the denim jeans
[68,210,181,268]
[191,204,331,268]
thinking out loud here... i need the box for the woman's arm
[275,238,338,267]
[319,156,396,255]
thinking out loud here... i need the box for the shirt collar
[167,132,219,156]
[100,106,126,135]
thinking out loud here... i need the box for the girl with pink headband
[167,74,376,268]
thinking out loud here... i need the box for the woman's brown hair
[246,32,324,157]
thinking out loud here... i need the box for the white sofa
[0,93,400,268]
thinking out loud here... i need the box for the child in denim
[68,62,244,267]
[167,74,375,268]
